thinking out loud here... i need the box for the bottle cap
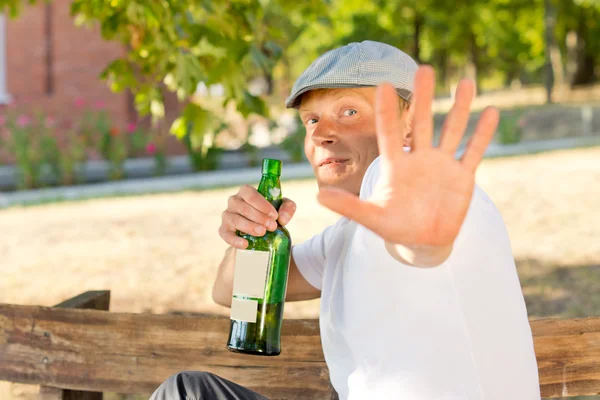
[262,158,282,176]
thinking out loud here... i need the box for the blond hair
[299,87,411,111]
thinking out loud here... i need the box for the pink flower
[146,142,157,155]
[16,114,31,128]
[0,115,6,126]
[93,100,106,110]
[45,116,56,127]
[518,118,527,128]
[74,97,86,108]
[127,122,137,133]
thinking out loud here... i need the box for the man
[151,41,540,399]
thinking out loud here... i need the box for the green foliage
[497,109,526,145]
[99,127,128,181]
[183,130,223,172]
[0,111,87,189]
[171,102,223,171]
[0,0,325,156]
[66,0,326,154]
[0,102,167,189]
[280,117,306,163]
[55,130,88,186]
[3,114,47,189]
[0,0,598,163]
[0,0,37,18]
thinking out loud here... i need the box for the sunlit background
[0,0,598,399]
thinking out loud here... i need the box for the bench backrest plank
[0,304,332,399]
[531,317,600,398]
[1,303,599,398]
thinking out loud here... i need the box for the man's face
[299,88,380,195]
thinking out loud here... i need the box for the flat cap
[286,40,419,109]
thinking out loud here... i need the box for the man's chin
[316,179,358,195]
[313,166,360,194]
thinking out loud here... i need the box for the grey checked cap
[285,40,419,109]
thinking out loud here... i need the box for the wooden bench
[1,290,599,399]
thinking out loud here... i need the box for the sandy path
[1,147,599,315]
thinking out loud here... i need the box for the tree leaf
[170,103,215,147]
[238,90,269,118]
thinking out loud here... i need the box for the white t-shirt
[293,157,540,400]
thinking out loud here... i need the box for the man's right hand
[219,184,297,249]
[214,185,319,306]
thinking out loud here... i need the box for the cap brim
[286,84,412,109]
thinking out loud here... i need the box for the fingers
[222,210,267,235]
[375,83,405,164]
[227,195,277,230]
[219,224,248,249]
[219,186,297,250]
[461,106,500,172]
[238,185,278,218]
[439,79,475,156]
[317,187,383,232]
[412,65,436,151]
[278,198,297,226]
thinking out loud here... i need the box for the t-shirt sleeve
[292,220,342,290]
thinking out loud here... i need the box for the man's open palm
[317,66,500,247]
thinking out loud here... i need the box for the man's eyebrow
[333,90,370,103]
[299,89,370,112]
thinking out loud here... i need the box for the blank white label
[233,249,270,299]
[231,298,259,322]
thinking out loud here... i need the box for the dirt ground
[1,146,600,399]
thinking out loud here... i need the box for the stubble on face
[299,87,409,195]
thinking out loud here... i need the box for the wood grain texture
[2,303,599,398]
[0,304,332,399]
[532,317,600,398]
[38,291,111,400]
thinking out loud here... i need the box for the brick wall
[6,0,130,126]
[4,0,187,159]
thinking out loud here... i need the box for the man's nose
[310,119,338,147]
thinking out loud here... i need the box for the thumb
[317,187,383,229]
[277,198,297,226]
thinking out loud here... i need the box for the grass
[520,259,600,319]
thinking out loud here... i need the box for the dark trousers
[150,371,269,400]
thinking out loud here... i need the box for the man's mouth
[318,158,349,167]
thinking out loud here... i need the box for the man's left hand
[317,65,499,249]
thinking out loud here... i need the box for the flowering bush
[0,98,166,189]
[0,112,48,189]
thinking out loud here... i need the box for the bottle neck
[258,173,282,211]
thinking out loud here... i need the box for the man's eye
[343,109,358,116]
[306,118,318,125]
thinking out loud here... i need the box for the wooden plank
[54,291,110,312]
[0,304,332,399]
[532,317,600,398]
[37,292,111,400]
[2,303,599,399]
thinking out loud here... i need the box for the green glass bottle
[227,158,292,356]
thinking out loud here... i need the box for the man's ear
[402,105,413,147]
